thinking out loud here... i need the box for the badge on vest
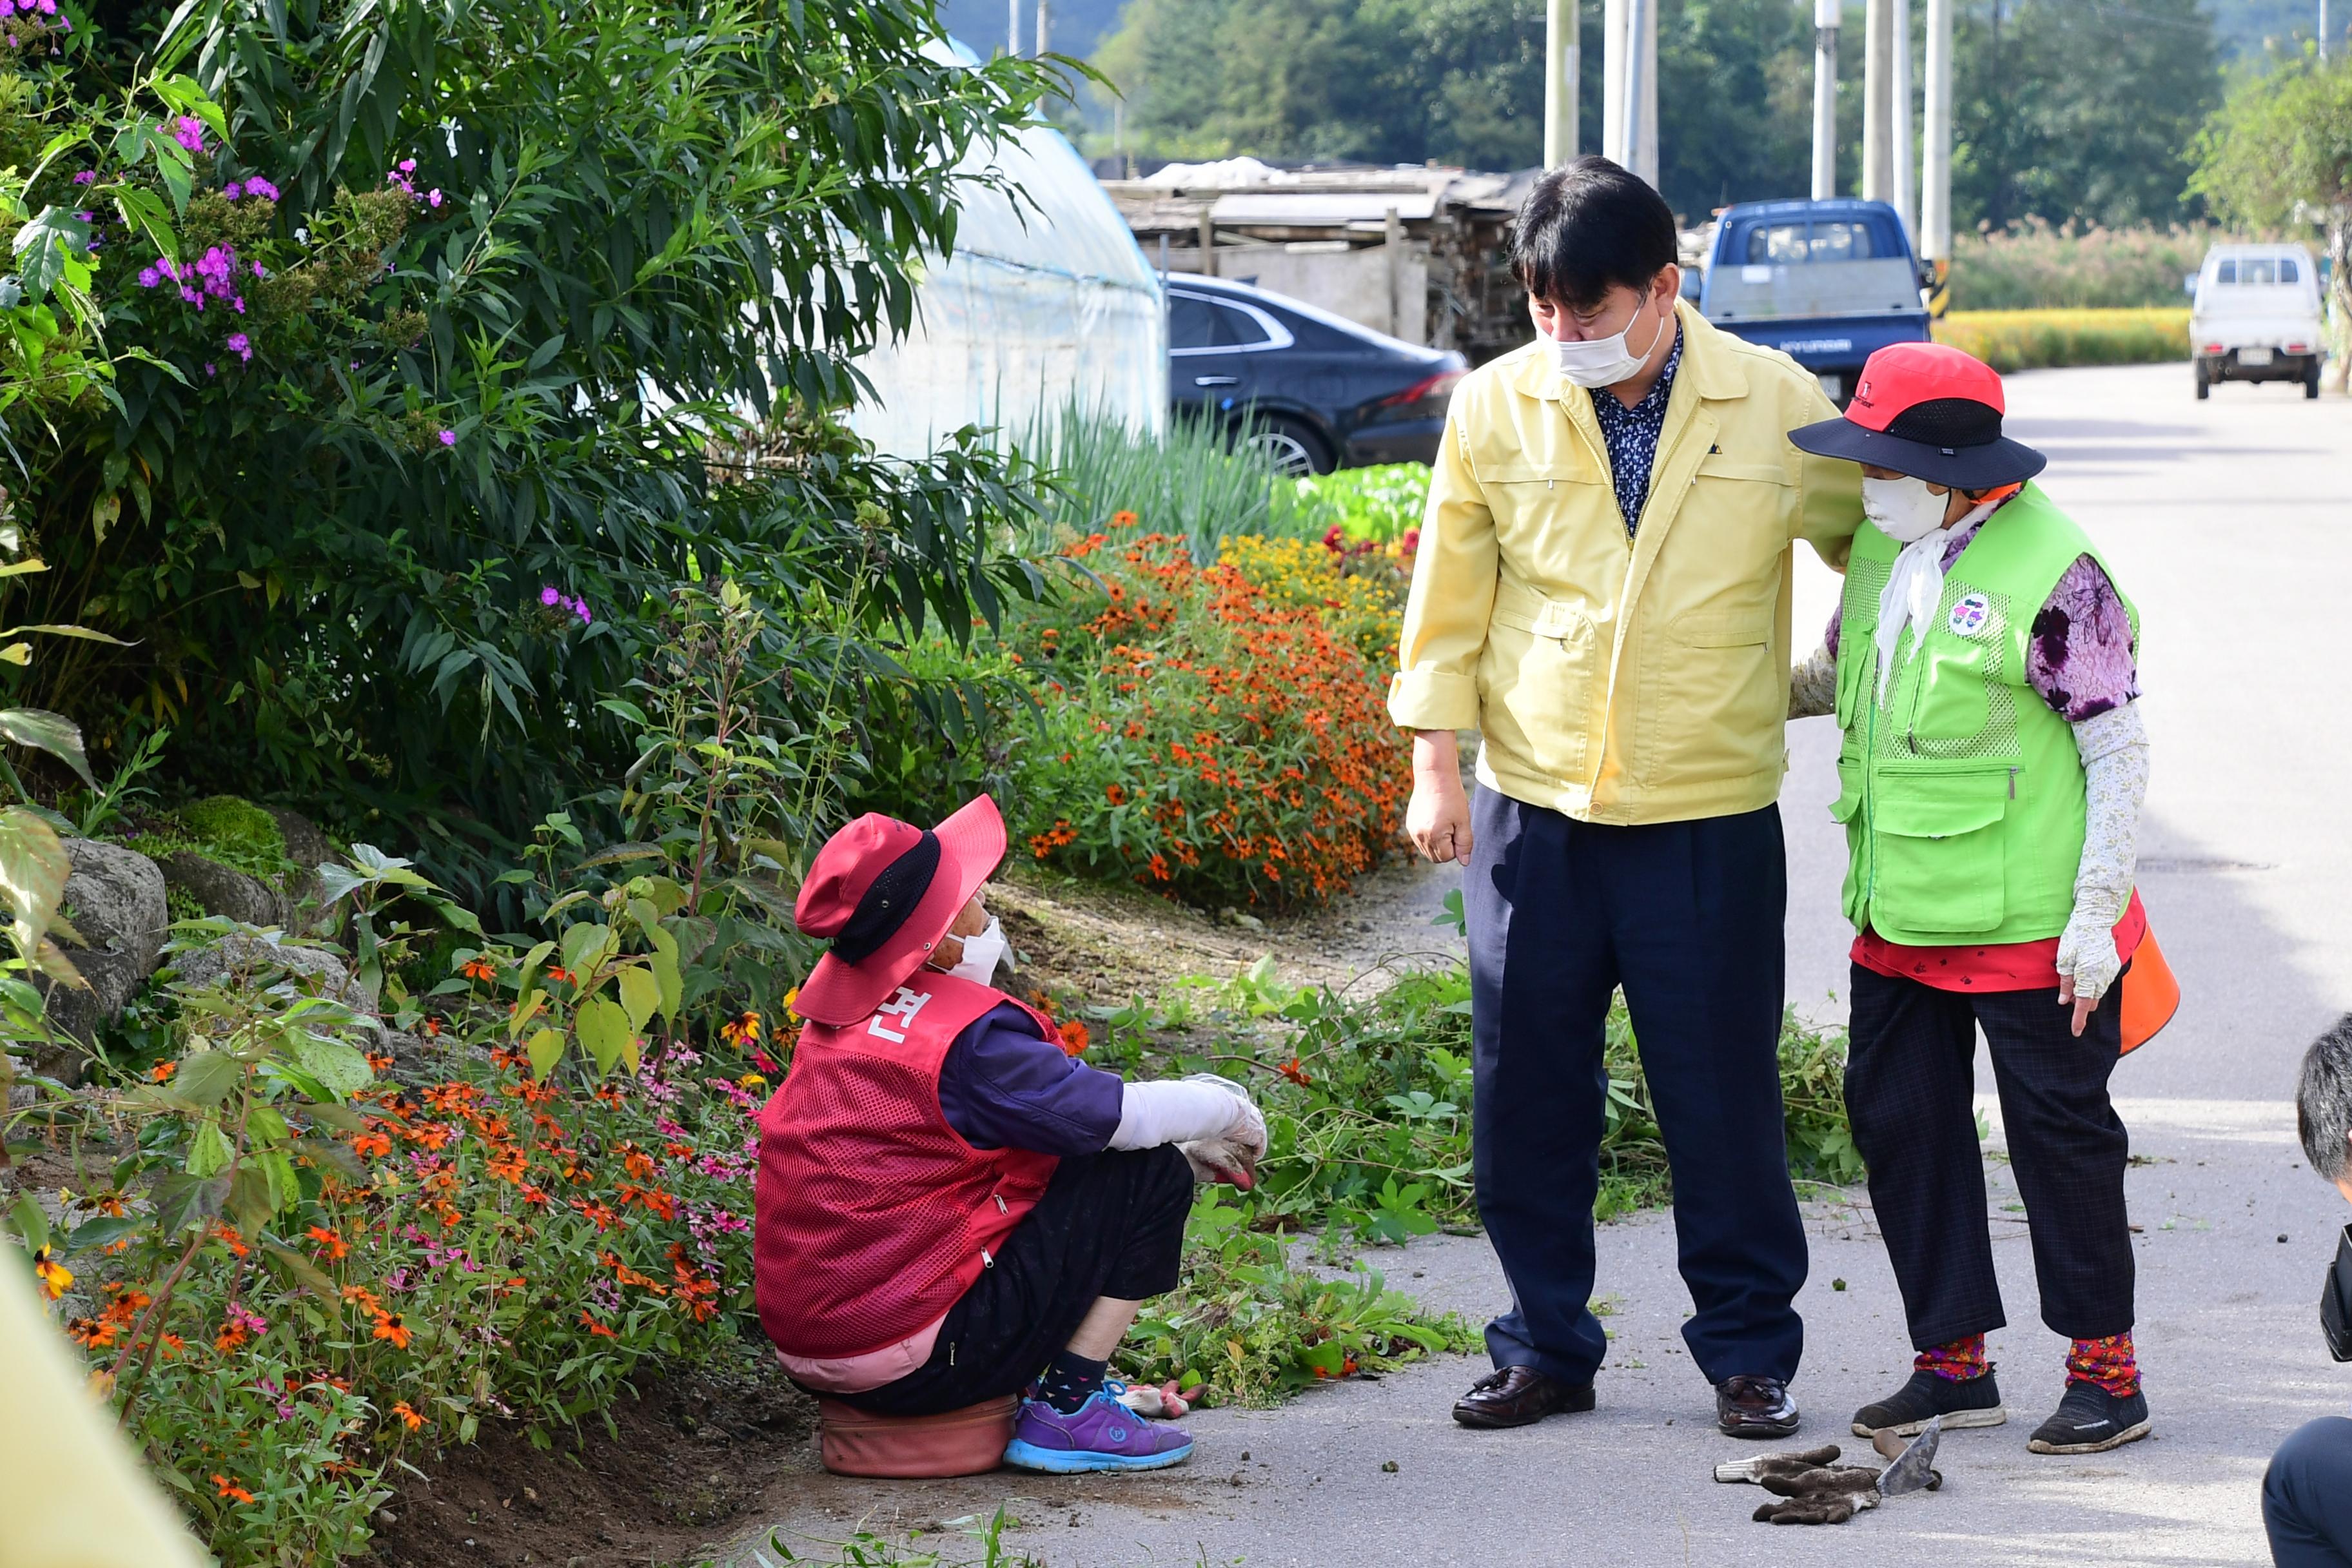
[1948,593,1992,636]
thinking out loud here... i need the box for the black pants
[1844,963,2134,1348]
[829,1145,1194,1416]
[2267,1417,2352,1567]
[1465,788,1807,1387]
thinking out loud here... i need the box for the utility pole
[1892,0,1914,242]
[1863,0,1894,204]
[1006,0,1020,55]
[2324,0,2332,60]
[1544,0,1579,166]
[1922,0,1953,309]
[1602,0,1627,168]
[1633,0,1657,185]
[1035,0,1049,55]
[1812,0,1840,199]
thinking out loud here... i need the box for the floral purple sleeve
[2026,554,2139,722]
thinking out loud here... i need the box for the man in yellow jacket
[1393,158,1863,1439]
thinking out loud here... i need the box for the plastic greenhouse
[846,44,1166,460]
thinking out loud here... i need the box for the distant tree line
[1092,0,2220,229]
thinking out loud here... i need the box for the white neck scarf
[1873,496,2005,700]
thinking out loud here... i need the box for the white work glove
[1175,1073,1266,1191]
[2057,702,2150,1034]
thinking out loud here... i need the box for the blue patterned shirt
[1585,326,1684,536]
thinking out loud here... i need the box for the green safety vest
[1830,483,2139,946]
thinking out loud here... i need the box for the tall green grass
[1947,221,2237,311]
[1021,404,1319,562]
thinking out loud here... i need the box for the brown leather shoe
[1717,1374,1801,1439]
[1451,1366,1596,1429]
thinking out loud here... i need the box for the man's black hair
[1509,157,1679,311]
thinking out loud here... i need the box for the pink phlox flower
[223,181,242,200]
[569,598,593,625]
[539,585,561,607]
[437,428,456,447]
[252,260,266,277]
[203,362,216,377]
[400,157,416,172]
[226,331,251,362]
[427,189,442,208]
[71,169,93,184]
[232,295,245,313]
[244,177,280,202]
[137,266,159,288]
[172,115,205,153]
[0,2,15,17]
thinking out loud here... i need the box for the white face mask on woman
[1553,299,1670,389]
[938,914,1008,988]
[1860,474,1951,544]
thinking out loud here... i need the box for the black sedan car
[1167,273,1465,475]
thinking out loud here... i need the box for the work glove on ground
[1714,1444,1934,1526]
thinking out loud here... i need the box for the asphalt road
[730,362,2352,1568]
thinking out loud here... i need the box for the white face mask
[939,914,1007,988]
[1552,299,1670,389]
[1861,474,1951,544]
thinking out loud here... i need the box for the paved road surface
[732,363,2352,1567]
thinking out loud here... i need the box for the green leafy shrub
[1932,308,2189,371]
[1289,462,1431,544]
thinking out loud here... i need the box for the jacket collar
[1506,298,1749,405]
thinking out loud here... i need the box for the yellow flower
[31,1247,72,1302]
[738,1073,767,1090]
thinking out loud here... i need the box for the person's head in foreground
[1509,156,1682,393]
[752,796,1264,1475]
[2264,1018,2352,1564]
[1787,340,2047,537]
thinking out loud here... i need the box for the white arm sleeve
[2070,700,2150,928]
[1107,1079,1246,1151]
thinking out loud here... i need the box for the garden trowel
[1870,1415,1943,1496]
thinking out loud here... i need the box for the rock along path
[729,363,2352,1567]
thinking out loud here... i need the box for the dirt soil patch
[369,1351,818,1568]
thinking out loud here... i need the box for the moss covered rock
[172,796,290,876]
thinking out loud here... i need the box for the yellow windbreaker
[1388,300,1864,824]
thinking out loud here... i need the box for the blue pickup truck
[1694,199,1932,406]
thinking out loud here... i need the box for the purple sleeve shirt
[1821,522,2138,722]
[935,1001,1125,1156]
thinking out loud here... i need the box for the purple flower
[437,428,456,447]
[222,181,242,200]
[383,1268,413,1293]
[427,189,442,208]
[172,115,205,154]
[539,585,561,607]
[226,331,251,362]
[0,1,15,17]
[252,260,266,278]
[204,362,216,377]
[571,598,593,625]
[399,157,416,173]
[244,177,280,202]
[137,266,159,288]
[70,170,93,185]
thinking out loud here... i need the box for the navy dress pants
[1465,786,1808,1388]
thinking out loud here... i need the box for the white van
[2190,243,2324,399]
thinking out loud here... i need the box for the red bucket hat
[1788,341,2045,490]
[790,796,1006,1027]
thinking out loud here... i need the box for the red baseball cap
[790,796,1006,1026]
[1788,341,2045,489]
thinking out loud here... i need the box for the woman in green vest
[1786,342,2154,1456]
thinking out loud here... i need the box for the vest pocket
[1868,766,2012,934]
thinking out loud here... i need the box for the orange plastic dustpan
[2119,926,2180,1055]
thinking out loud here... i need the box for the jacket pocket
[1868,766,2011,934]
[1481,583,1600,785]
[1637,605,1779,787]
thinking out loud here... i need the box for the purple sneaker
[1002,1385,1195,1473]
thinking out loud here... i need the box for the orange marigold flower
[1111,510,1139,528]
[148,1061,177,1083]
[371,1312,411,1349]
[66,1315,117,1348]
[211,1223,249,1257]
[352,1128,393,1158]
[420,1015,442,1037]
[214,1322,250,1353]
[1057,1019,1090,1057]
[578,1310,617,1340]
[306,1225,349,1260]
[391,1400,425,1431]
[1279,1057,1311,1086]
[212,1474,256,1504]
[460,956,500,982]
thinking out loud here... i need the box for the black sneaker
[2026,1380,2151,1455]
[1850,1366,2008,1437]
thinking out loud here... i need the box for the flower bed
[1010,533,1409,911]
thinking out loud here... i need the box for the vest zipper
[981,1248,995,1268]
[994,1193,1008,1214]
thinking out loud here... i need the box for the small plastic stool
[816,1395,1016,1478]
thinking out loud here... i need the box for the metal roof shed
[848,44,1166,459]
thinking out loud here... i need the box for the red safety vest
[754,972,1059,1361]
